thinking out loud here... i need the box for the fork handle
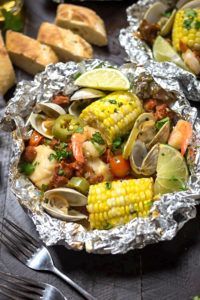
[53,267,97,300]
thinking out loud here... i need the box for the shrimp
[168,120,192,156]
[182,49,200,75]
[71,126,105,163]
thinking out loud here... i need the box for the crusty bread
[0,33,15,95]
[6,31,58,75]
[37,22,93,62]
[55,4,107,47]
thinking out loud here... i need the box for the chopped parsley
[108,99,117,105]
[112,137,123,152]
[195,20,200,30]
[163,11,172,18]
[186,9,197,19]
[2,9,24,32]
[105,182,112,190]
[183,19,193,30]
[75,126,84,133]
[20,162,37,176]
[155,117,170,130]
[49,149,72,161]
[57,168,65,176]
[91,132,105,145]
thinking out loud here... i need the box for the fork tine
[0,228,32,258]
[0,271,45,290]
[0,287,21,300]
[0,271,44,296]
[3,222,37,253]
[0,234,27,264]
[4,218,40,248]
[0,283,40,300]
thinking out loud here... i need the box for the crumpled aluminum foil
[119,0,200,103]
[1,59,200,254]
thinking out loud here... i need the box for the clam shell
[43,188,88,222]
[176,0,191,9]
[70,88,106,101]
[144,2,168,24]
[147,121,170,149]
[160,9,177,36]
[134,113,155,129]
[130,141,159,176]
[29,113,54,139]
[69,99,94,117]
[37,103,66,118]
[181,0,200,9]
[44,188,87,207]
[42,204,87,221]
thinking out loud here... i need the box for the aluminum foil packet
[119,0,200,103]
[1,59,200,254]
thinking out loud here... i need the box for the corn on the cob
[172,8,200,52]
[87,178,154,230]
[80,91,143,145]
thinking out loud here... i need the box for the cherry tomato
[29,131,44,146]
[109,155,131,178]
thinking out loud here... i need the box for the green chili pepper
[67,177,90,195]
[52,114,83,142]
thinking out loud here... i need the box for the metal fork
[0,270,67,300]
[0,218,96,300]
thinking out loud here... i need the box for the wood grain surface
[1,1,200,300]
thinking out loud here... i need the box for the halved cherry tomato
[29,131,44,146]
[109,155,131,178]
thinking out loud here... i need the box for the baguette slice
[6,31,59,75]
[0,33,15,95]
[37,22,93,62]
[55,4,107,47]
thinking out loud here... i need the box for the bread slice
[37,22,93,62]
[0,33,15,95]
[6,31,59,75]
[55,4,107,47]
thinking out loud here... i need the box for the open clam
[144,2,168,24]
[70,88,106,101]
[130,141,159,176]
[144,2,176,37]
[42,188,88,222]
[134,113,170,149]
[69,99,94,117]
[181,0,200,9]
[29,103,65,139]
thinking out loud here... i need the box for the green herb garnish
[75,126,84,133]
[186,9,197,19]
[183,19,193,30]
[112,137,123,152]
[58,168,65,176]
[155,117,170,130]
[91,132,105,145]
[195,20,200,30]
[105,182,112,190]
[2,9,23,32]
[108,99,117,104]
[20,162,36,176]
[163,11,172,18]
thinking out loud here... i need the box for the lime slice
[74,68,130,91]
[153,36,189,71]
[123,127,139,160]
[154,144,189,195]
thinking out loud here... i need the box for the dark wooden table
[1,1,200,299]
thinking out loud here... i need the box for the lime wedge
[153,36,189,71]
[123,127,139,160]
[154,144,189,195]
[75,68,130,91]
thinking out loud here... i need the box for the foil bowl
[1,59,200,254]
[119,0,200,99]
